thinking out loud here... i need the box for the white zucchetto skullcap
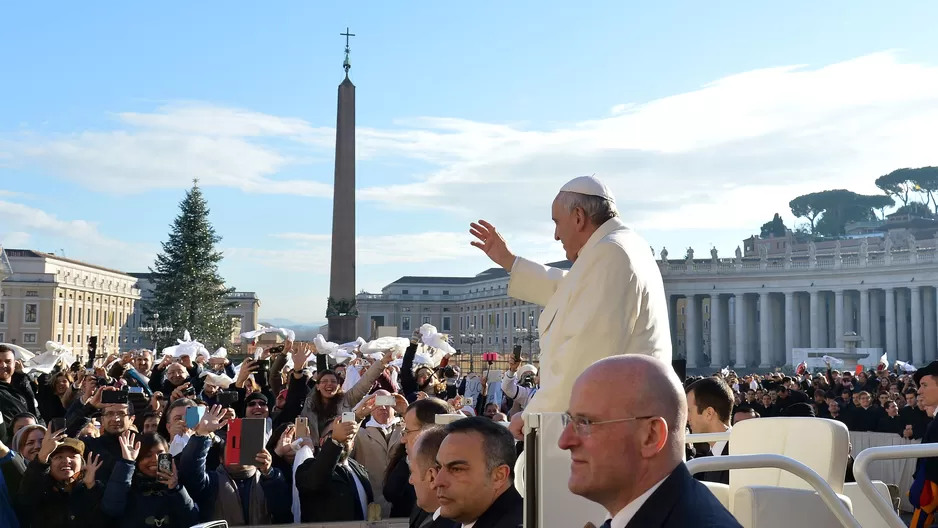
[559,175,615,203]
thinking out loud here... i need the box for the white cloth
[365,416,401,433]
[292,445,314,522]
[168,432,191,457]
[607,475,667,528]
[509,217,671,418]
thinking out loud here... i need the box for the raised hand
[118,430,140,461]
[195,404,230,436]
[469,220,516,271]
[332,417,359,444]
[292,347,314,374]
[274,425,296,457]
[170,382,192,402]
[255,449,273,475]
[83,452,103,489]
[355,395,377,421]
[38,428,67,463]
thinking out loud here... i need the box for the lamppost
[460,325,483,373]
[514,315,539,360]
[137,313,174,353]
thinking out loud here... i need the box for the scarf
[364,416,400,434]
[291,445,315,522]
[213,465,268,526]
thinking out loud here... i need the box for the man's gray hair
[555,191,618,226]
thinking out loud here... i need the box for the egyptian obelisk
[326,28,358,343]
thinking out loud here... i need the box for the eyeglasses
[104,412,129,419]
[561,412,655,437]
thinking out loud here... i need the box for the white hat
[560,175,615,202]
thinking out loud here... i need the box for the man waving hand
[470,175,671,421]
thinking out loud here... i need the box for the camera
[217,390,239,406]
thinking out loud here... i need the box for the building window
[78,308,83,325]
[402,307,411,312]
[68,307,73,324]
[442,290,450,295]
[96,310,100,326]
[442,316,451,332]
[496,313,500,328]
[22,333,37,344]
[56,334,61,342]
[58,305,63,324]
[422,316,431,325]
[24,304,38,324]
[67,334,71,343]
[422,290,429,295]
[401,316,411,332]
[473,315,477,327]
[25,290,38,297]
[512,312,517,328]
[402,290,409,295]
[443,307,451,312]
[0,333,4,342]
[0,303,4,323]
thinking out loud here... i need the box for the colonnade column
[710,293,723,367]
[810,291,820,348]
[898,289,910,362]
[885,288,897,360]
[835,290,845,348]
[784,292,795,367]
[759,292,771,368]
[911,286,925,365]
[686,295,698,368]
[925,288,936,361]
[735,293,747,368]
[871,290,882,349]
[859,289,870,348]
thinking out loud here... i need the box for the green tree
[760,213,788,238]
[148,180,236,349]
[876,167,938,212]
[790,190,893,237]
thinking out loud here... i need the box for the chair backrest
[729,417,849,495]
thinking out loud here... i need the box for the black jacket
[0,379,36,431]
[466,486,523,528]
[410,507,459,528]
[295,439,374,523]
[692,441,730,485]
[15,459,107,528]
[624,462,741,528]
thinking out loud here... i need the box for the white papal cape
[509,217,672,418]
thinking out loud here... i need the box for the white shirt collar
[607,475,668,528]
[711,425,732,457]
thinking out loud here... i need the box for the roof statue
[685,247,695,261]
[808,240,817,261]
[735,246,742,261]
[710,247,719,262]
[660,247,668,261]
[859,238,869,263]
[341,27,355,75]
[758,244,768,261]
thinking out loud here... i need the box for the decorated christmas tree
[147,179,236,349]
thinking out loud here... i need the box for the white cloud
[226,231,478,273]
[0,199,154,271]
[351,52,938,234]
[0,232,31,247]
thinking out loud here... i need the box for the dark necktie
[600,520,612,528]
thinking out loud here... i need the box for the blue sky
[2,1,938,324]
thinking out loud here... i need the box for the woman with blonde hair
[38,370,78,421]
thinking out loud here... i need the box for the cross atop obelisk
[341,27,355,75]
[326,28,359,343]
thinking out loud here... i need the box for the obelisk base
[327,315,358,344]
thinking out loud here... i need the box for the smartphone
[183,386,196,397]
[341,412,357,424]
[512,345,522,363]
[216,390,239,406]
[157,453,172,474]
[128,386,145,394]
[185,406,206,430]
[254,359,270,374]
[375,395,396,407]
[101,390,128,404]
[295,417,310,439]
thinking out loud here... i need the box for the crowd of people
[0,335,533,528]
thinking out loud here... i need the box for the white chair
[700,417,855,528]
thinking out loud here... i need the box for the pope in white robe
[470,175,672,420]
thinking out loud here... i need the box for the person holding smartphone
[100,431,198,528]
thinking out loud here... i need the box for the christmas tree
[147,179,236,349]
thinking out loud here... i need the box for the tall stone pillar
[734,293,747,368]
[925,288,936,361]
[810,291,820,348]
[835,290,845,349]
[327,45,359,343]
[759,292,771,368]
[785,292,795,367]
[898,289,910,362]
[710,293,723,367]
[871,290,882,348]
[859,289,871,349]
[885,288,897,360]
[686,295,698,368]
[912,286,925,365]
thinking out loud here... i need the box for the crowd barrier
[850,432,918,512]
